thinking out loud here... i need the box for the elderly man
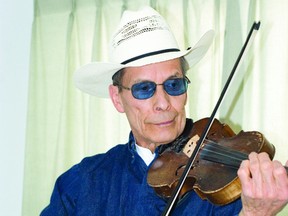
[41,6,288,215]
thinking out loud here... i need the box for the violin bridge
[183,135,200,157]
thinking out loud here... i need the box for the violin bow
[162,21,261,216]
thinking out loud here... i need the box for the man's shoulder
[54,144,129,193]
[61,143,129,178]
[79,143,129,172]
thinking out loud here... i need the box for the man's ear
[109,85,125,113]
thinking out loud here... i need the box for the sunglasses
[116,76,190,100]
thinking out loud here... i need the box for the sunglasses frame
[115,76,190,100]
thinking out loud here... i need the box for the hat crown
[74,6,214,98]
[110,7,179,65]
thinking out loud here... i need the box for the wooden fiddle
[147,118,286,205]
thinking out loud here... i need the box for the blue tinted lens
[130,77,189,99]
[131,81,156,99]
[163,78,188,96]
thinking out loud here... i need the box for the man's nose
[152,86,171,111]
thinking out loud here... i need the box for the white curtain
[22,0,288,215]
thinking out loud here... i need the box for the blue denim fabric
[41,132,242,215]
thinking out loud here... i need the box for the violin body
[147,118,275,205]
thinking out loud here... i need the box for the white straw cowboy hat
[74,6,214,97]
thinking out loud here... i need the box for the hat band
[121,48,180,65]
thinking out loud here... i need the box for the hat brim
[74,30,215,98]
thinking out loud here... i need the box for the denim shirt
[41,132,242,215]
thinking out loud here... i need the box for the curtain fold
[23,0,288,215]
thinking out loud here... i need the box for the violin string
[201,141,248,162]
[199,140,248,168]
[200,151,242,169]
[205,139,248,160]
[200,148,244,168]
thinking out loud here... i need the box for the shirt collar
[128,132,157,166]
[135,143,156,166]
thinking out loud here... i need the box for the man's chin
[154,134,178,146]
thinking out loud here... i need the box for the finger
[248,152,261,179]
[258,152,274,181]
[258,152,275,194]
[273,161,288,193]
[238,159,253,195]
[248,152,268,196]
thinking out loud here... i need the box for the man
[41,6,288,215]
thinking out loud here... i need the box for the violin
[147,22,288,215]
[147,117,279,205]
